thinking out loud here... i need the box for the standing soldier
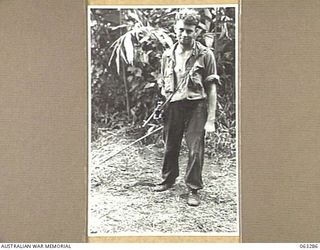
[154,9,219,207]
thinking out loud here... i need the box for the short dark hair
[175,9,200,26]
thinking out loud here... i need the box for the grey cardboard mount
[0,0,319,243]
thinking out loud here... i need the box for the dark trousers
[161,99,207,190]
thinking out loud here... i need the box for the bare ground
[89,128,238,235]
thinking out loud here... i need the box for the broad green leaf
[110,24,128,31]
[198,22,207,31]
[141,52,149,64]
[135,67,142,77]
[108,40,120,67]
[127,66,135,73]
[129,82,139,92]
[115,44,121,74]
[150,72,159,78]
[144,82,155,89]
[139,35,151,44]
[108,34,126,67]
[108,37,120,49]
[158,29,173,47]
[152,29,173,48]
[204,9,212,31]
[119,43,128,64]
[123,33,134,65]
[135,9,146,25]
[115,35,127,74]
[127,10,143,26]
[127,75,134,82]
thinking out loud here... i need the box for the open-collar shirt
[159,41,218,102]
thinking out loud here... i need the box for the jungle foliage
[90,7,237,156]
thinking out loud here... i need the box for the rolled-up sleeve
[203,49,220,84]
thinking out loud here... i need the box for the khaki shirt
[159,41,219,102]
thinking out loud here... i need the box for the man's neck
[177,41,194,53]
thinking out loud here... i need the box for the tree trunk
[121,61,131,120]
[119,9,130,121]
[214,9,218,51]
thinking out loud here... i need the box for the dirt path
[89,128,238,235]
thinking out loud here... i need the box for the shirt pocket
[187,63,204,92]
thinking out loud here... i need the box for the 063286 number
[300,244,318,249]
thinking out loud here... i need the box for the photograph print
[88,5,239,236]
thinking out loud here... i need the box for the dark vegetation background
[90,7,236,158]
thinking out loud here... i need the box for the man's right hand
[161,88,173,100]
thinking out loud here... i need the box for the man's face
[175,20,197,47]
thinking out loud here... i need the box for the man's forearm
[206,83,217,121]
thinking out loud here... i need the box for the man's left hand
[204,120,215,133]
